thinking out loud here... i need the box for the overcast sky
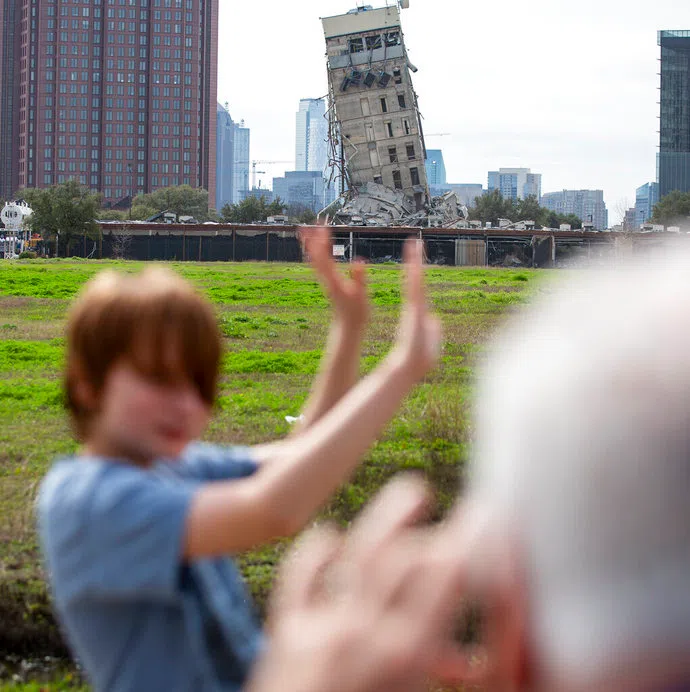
[218,0,688,221]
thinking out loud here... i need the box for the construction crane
[425,133,451,137]
[252,160,292,190]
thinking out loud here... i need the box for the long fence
[57,222,678,268]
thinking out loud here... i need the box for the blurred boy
[37,230,441,692]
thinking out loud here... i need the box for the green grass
[0,259,545,686]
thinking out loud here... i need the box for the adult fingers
[271,525,342,619]
[341,475,432,578]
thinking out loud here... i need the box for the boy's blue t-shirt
[36,442,264,692]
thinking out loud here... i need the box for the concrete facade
[322,5,429,211]
[541,189,609,231]
[488,168,542,201]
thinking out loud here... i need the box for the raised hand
[249,476,472,692]
[301,227,369,330]
[392,238,442,382]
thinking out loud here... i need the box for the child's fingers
[403,238,424,309]
[349,259,367,289]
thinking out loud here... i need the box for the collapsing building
[321,3,468,227]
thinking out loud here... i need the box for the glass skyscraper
[658,30,690,198]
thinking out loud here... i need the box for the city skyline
[217,0,687,222]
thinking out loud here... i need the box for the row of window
[372,167,420,191]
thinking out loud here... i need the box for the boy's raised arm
[184,240,441,558]
[292,228,369,432]
[253,228,368,467]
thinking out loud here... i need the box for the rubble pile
[330,183,469,228]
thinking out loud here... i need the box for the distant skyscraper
[658,31,690,198]
[272,170,329,212]
[488,168,541,201]
[0,0,219,207]
[541,189,609,231]
[448,184,484,207]
[0,0,19,200]
[425,150,447,187]
[216,103,234,209]
[295,98,328,174]
[232,120,250,203]
[635,182,659,227]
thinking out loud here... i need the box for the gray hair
[469,251,690,684]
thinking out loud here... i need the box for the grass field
[0,258,545,689]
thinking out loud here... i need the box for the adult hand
[248,476,474,692]
[301,226,369,330]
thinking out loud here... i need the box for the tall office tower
[216,101,234,209]
[488,168,542,202]
[322,4,429,210]
[658,31,690,198]
[541,189,608,231]
[295,97,328,174]
[635,182,659,226]
[0,0,19,199]
[231,119,249,202]
[425,149,446,187]
[0,0,218,207]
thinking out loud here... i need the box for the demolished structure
[321,3,468,228]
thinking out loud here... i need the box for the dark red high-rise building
[0,0,218,208]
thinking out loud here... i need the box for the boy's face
[85,360,211,463]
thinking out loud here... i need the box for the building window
[393,68,402,85]
[380,97,387,114]
[349,37,364,53]
[397,94,406,109]
[392,170,402,190]
[406,144,415,160]
[373,175,383,185]
[386,121,393,138]
[410,167,420,186]
[365,34,382,50]
[403,119,410,135]
[388,146,397,163]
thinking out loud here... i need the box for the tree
[469,191,582,230]
[469,190,519,226]
[20,180,101,257]
[516,195,543,222]
[296,209,317,225]
[130,185,210,221]
[99,209,128,221]
[652,191,690,226]
[219,195,285,223]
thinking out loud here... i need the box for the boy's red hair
[65,267,222,439]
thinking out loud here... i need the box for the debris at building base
[328,183,469,228]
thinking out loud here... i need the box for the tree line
[7,180,690,257]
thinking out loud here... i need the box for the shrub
[18,251,37,260]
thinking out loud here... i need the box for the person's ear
[70,365,100,412]
[432,533,534,691]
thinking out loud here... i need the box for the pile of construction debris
[328,182,469,228]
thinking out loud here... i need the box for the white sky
[218,0,689,222]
